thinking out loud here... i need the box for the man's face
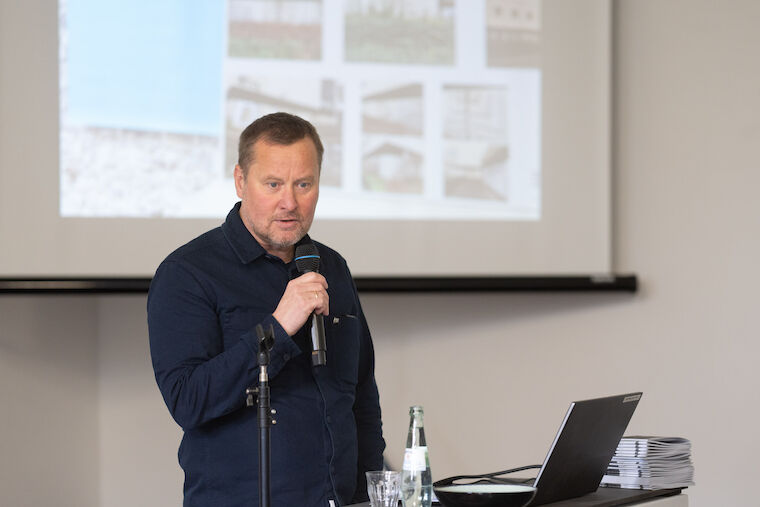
[234,137,320,260]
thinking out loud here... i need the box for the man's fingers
[312,289,329,316]
[303,284,329,316]
[294,271,328,289]
[273,274,330,335]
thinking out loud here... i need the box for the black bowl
[434,483,537,507]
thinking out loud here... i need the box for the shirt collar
[221,202,311,265]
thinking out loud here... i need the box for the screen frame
[0,275,637,293]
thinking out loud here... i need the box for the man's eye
[267,182,279,189]
[298,182,312,189]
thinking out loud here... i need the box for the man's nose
[278,185,297,210]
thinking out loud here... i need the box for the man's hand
[272,272,329,336]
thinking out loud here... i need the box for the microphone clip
[256,323,275,368]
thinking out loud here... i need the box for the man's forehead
[249,141,319,176]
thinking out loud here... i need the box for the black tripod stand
[246,323,276,507]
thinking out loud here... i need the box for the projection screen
[0,0,611,278]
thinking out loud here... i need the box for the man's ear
[233,164,245,198]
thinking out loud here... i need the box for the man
[148,112,385,507]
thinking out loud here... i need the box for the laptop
[520,392,643,506]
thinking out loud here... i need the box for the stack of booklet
[601,436,694,490]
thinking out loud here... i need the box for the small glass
[366,470,402,507]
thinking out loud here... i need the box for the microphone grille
[294,242,320,273]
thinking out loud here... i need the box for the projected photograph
[442,85,510,201]
[362,140,424,194]
[59,0,541,220]
[361,82,424,194]
[486,0,541,68]
[228,0,323,60]
[58,0,224,217]
[345,0,455,65]
[225,78,344,188]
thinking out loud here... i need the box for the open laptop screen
[527,392,642,506]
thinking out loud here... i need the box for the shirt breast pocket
[326,313,361,388]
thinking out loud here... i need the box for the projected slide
[59,0,541,221]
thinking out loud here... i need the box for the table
[348,489,688,507]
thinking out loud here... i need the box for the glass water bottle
[401,405,432,507]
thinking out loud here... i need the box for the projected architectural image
[228,0,322,60]
[486,0,541,68]
[442,85,510,201]
[361,83,424,194]
[345,0,455,64]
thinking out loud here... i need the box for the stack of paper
[601,436,694,490]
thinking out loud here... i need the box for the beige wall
[96,297,183,507]
[2,1,760,506]
[0,296,99,507]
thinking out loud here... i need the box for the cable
[434,465,543,486]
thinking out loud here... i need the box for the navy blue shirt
[147,203,385,507]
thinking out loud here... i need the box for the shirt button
[283,353,290,361]
[326,416,332,423]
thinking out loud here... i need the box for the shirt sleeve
[350,277,386,503]
[147,259,300,430]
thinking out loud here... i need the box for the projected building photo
[486,0,541,68]
[442,85,510,201]
[361,83,424,194]
[345,0,455,64]
[227,0,322,60]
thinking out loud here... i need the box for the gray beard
[252,223,307,250]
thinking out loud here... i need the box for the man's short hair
[237,112,324,176]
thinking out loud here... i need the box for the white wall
[96,297,183,507]
[3,1,760,506]
[0,296,99,507]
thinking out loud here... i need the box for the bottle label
[402,446,428,472]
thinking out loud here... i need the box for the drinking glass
[366,470,402,507]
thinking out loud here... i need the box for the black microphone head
[294,242,320,273]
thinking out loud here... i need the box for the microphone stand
[246,324,276,507]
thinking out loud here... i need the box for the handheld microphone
[294,241,326,367]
